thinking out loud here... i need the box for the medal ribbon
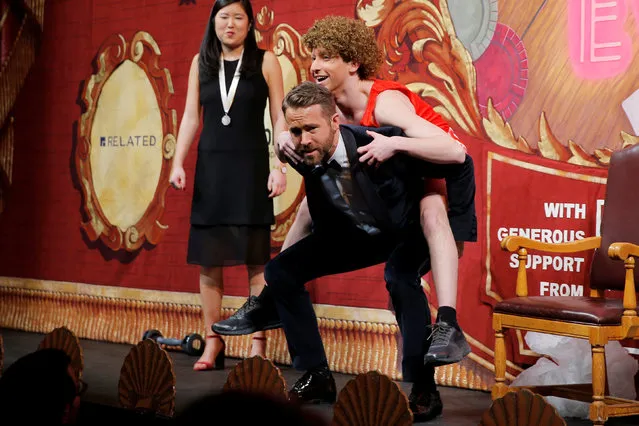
[219,49,244,121]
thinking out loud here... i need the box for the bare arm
[169,54,202,190]
[263,51,289,164]
[173,54,202,170]
[263,50,286,196]
[371,90,466,164]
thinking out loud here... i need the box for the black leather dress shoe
[211,291,282,336]
[409,389,443,422]
[288,368,337,405]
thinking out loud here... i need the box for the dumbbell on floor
[142,329,205,357]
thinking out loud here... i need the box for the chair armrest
[609,242,639,261]
[500,236,601,253]
[608,242,639,316]
[499,236,601,298]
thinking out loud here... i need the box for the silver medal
[219,50,243,129]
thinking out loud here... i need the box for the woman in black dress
[169,0,287,371]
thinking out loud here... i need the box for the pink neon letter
[568,0,632,79]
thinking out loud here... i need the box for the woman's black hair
[198,0,262,82]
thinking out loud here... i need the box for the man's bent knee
[264,257,300,295]
[384,267,422,295]
[264,261,283,292]
[419,195,450,237]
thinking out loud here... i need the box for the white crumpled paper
[509,332,638,419]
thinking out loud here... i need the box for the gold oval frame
[75,32,176,252]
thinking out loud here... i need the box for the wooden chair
[493,143,639,425]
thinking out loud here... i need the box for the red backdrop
[1,0,638,372]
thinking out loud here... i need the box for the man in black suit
[213,82,474,421]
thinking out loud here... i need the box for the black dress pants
[263,224,435,384]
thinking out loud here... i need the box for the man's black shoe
[211,293,282,336]
[424,320,471,366]
[288,367,337,405]
[409,389,443,422]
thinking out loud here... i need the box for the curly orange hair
[302,16,382,79]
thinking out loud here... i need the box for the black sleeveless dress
[187,50,273,267]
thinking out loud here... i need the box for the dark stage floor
[2,328,637,425]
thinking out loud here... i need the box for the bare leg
[420,193,471,364]
[281,197,312,251]
[194,266,225,370]
[248,265,267,357]
[420,194,458,309]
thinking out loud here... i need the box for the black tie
[327,159,342,172]
[320,161,380,235]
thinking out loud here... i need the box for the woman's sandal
[193,335,226,371]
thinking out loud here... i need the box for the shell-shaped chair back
[118,339,176,417]
[333,370,413,426]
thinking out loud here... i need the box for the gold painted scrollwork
[255,6,311,249]
[162,134,176,160]
[482,99,533,153]
[356,0,395,27]
[621,131,639,148]
[484,101,615,167]
[364,0,634,169]
[75,31,176,252]
[367,0,486,139]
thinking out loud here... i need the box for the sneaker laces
[428,322,454,347]
[234,296,257,316]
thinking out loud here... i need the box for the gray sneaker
[424,321,471,366]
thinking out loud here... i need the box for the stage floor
[1,328,637,425]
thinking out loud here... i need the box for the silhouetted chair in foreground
[332,371,412,426]
[118,339,176,417]
[38,326,84,379]
[481,388,566,426]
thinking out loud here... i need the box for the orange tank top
[360,79,463,145]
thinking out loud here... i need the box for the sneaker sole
[424,346,471,366]
[212,322,283,336]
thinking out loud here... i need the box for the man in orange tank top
[276,16,475,370]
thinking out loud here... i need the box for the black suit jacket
[290,124,423,235]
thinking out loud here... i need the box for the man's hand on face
[357,130,397,166]
[276,131,303,164]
